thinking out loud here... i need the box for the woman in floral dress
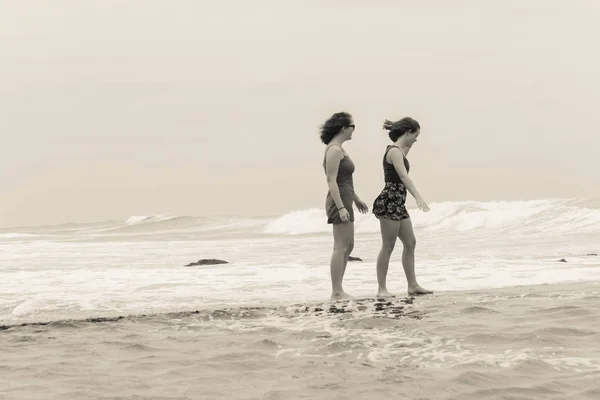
[372,117,433,297]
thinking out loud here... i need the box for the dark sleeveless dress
[323,145,355,224]
[372,145,411,221]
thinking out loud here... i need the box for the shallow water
[1,198,599,399]
[2,282,600,400]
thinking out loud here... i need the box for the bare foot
[376,289,395,298]
[330,291,353,301]
[408,285,433,296]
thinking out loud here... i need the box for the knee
[334,240,353,255]
[403,237,416,251]
[380,240,396,254]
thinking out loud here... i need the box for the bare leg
[376,218,401,297]
[342,235,354,280]
[330,222,354,300]
[398,218,433,295]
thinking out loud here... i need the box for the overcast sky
[1,0,599,228]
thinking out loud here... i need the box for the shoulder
[387,145,402,154]
[325,145,344,158]
[385,145,402,160]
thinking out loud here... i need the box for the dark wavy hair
[319,112,353,144]
[383,117,420,142]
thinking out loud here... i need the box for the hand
[355,200,369,214]
[338,208,351,223]
[416,197,430,212]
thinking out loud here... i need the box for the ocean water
[2,198,600,399]
[1,197,598,325]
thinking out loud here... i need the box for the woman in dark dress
[372,117,433,297]
[320,112,369,300]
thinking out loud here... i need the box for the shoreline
[2,279,600,400]
[2,278,599,332]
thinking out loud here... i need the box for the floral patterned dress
[372,145,411,221]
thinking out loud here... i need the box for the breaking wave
[263,198,600,236]
[2,198,598,241]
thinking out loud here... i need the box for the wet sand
[2,281,600,400]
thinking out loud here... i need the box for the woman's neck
[329,137,346,147]
[393,137,410,154]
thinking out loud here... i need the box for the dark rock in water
[348,256,362,262]
[184,259,228,267]
[558,258,567,263]
[586,253,598,256]
[0,316,125,332]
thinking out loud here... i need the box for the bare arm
[352,190,369,213]
[324,146,346,210]
[387,148,424,202]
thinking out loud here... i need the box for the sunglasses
[347,124,355,129]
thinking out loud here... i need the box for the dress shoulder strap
[384,145,403,163]
[323,144,345,166]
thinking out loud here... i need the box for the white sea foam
[264,198,600,236]
[0,233,38,238]
[125,214,178,225]
[1,198,598,324]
